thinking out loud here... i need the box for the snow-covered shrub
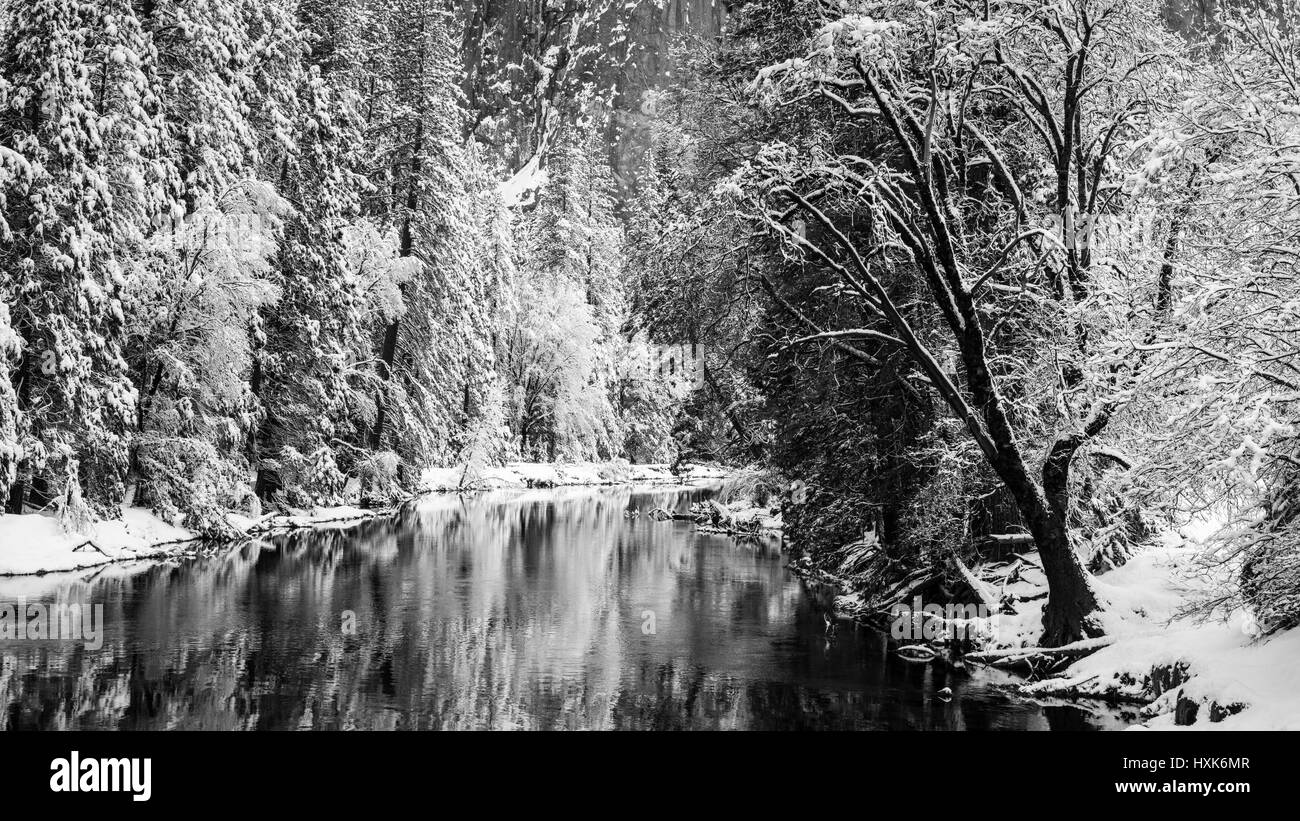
[133,437,249,537]
[717,465,781,508]
[274,447,348,510]
[1071,459,1159,572]
[57,462,96,537]
[1237,435,1300,635]
[353,450,403,505]
[455,377,513,488]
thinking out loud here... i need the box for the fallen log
[951,554,1002,614]
[1010,551,1042,569]
[896,644,940,662]
[648,507,703,522]
[977,533,1035,548]
[965,636,1115,666]
[874,567,936,607]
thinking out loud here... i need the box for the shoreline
[777,535,1299,730]
[0,461,729,578]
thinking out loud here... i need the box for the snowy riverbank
[1007,541,1300,731]
[419,460,727,491]
[0,507,199,576]
[0,461,728,576]
[0,503,391,577]
[819,527,1300,730]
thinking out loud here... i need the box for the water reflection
[0,486,1135,730]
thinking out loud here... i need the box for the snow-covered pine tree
[502,125,625,460]
[0,0,172,519]
[453,138,517,472]
[250,0,372,508]
[360,0,483,479]
[122,0,296,529]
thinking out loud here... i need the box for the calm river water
[0,485,1136,730]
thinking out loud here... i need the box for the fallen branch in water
[896,644,940,661]
[965,637,1115,677]
[965,636,1115,663]
[647,507,702,522]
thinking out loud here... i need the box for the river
[0,485,1137,730]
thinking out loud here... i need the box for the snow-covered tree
[0,0,173,517]
[501,126,627,460]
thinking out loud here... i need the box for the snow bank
[699,501,783,535]
[225,505,383,536]
[974,544,1209,654]
[0,462,730,578]
[420,460,727,492]
[0,462,729,577]
[0,502,391,577]
[0,507,198,576]
[1009,540,1300,729]
[723,504,783,531]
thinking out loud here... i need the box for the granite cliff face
[457,1,727,199]
[609,1,729,190]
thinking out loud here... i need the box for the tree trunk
[371,119,422,450]
[1034,431,1105,645]
[5,340,34,514]
[1025,504,1103,646]
[5,473,25,515]
[371,305,402,450]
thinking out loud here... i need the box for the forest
[1,0,1299,667]
[0,0,696,534]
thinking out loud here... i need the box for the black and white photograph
[0,0,1293,805]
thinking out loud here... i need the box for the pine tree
[0,0,172,517]
[502,126,625,460]
[250,0,371,507]
[124,0,293,528]
[360,0,483,475]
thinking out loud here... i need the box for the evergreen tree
[0,0,172,517]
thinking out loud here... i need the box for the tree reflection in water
[0,487,1135,730]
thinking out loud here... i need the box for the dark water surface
[1,486,1136,730]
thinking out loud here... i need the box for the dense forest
[633,0,1300,646]
[3,0,1299,652]
[0,0,700,532]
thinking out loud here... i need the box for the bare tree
[736,0,1177,645]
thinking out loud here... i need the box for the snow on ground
[1,461,730,578]
[0,507,198,576]
[0,502,401,577]
[1002,535,1300,730]
[691,501,782,534]
[420,460,727,491]
[272,505,377,531]
[722,504,784,532]
[975,543,1208,654]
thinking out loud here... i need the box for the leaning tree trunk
[1034,431,1105,646]
[1025,505,1103,646]
[766,63,1112,648]
[973,435,1103,646]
